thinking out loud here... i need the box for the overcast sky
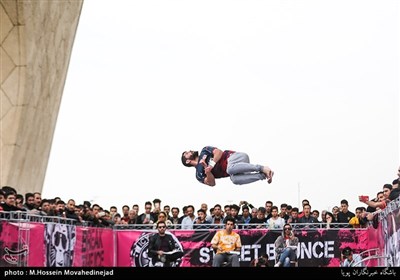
[43,0,399,216]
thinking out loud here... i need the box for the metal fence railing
[0,211,368,230]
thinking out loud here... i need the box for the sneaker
[274,262,281,267]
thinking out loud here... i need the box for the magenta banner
[0,221,45,267]
[117,228,373,267]
[73,226,114,267]
[116,230,143,267]
[27,222,45,266]
[0,220,387,267]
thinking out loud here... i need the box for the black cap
[342,247,352,256]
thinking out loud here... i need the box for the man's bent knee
[230,176,244,185]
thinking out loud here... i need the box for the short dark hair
[230,204,240,212]
[83,201,91,208]
[225,216,236,225]
[25,192,34,201]
[340,199,349,206]
[214,204,222,210]
[1,186,17,195]
[181,152,191,167]
[383,184,393,191]
[56,200,65,205]
[301,199,309,205]
[258,207,266,214]
[122,205,130,210]
[156,220,166,228]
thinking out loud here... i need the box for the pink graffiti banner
[116,230,143,266]
[73,226,114,266]
[117,228,374,267]
[27,222,45,266]
[0,220,386,267]
[117,229,191,267]
[0,221,45,267]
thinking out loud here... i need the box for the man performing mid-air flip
[181,146,274,187]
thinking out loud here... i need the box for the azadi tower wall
[0,0,83,194]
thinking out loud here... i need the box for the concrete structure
[1,0,83,194]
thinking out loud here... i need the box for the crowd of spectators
[1,167,399,230]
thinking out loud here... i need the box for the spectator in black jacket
[366,191,384,213]
[389,178,400,201]
[337,199,355,226]
[148,221,183,267]
[0,192,26,212]
[298,204,319,225]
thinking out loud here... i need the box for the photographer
[340,247,364,267]
[250,255,269,267]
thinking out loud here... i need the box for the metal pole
[298,182,301,207]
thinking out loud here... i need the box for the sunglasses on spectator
[284,227,291,230]
[158,226,166,229]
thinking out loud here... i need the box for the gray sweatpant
[226,152,266,185]
[212,252,240,267]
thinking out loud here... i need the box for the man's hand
[211,244,221,253]
[204,164,216,186]
[205,166,213,173]
[200,155,207,168]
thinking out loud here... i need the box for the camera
[256,256,268,267]
[258,258,266,265]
